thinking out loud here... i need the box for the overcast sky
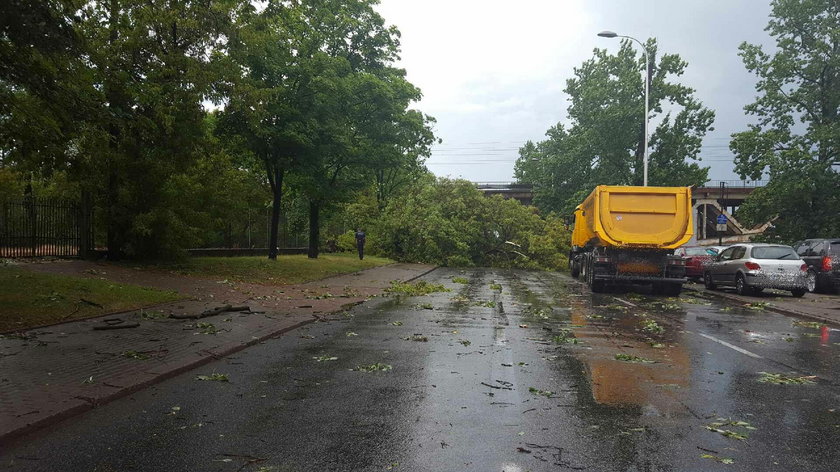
[375,0,775,183]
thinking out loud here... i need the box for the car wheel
[791,289,806,298]
[703,272,717,290]
[806,270,817,293]
[735,274,749,296]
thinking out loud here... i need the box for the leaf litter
[196,373,229,382]
[757,372,816,385]
[353,363,392,372]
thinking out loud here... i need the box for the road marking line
[613,297,638,308]
[697,333,763,359]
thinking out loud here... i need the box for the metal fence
[0,197,92,258]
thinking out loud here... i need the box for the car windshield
[831,243,840,256]
[684,247,709,256]
[751,246,798,260]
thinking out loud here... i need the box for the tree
[217,2,313,259]
[373,178,569,269]
[87,0,240,258]
[221,0,434,259]
[0,0,93,177]
[731,0,840,242]
[515,40,715,215]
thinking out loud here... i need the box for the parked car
[674,246,720,281]
[703,243,808,297]
[793,238,840,293]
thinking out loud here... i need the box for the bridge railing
[700,180,768,188]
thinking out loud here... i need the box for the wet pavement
[2,268,840,471]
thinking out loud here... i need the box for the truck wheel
[664,283,682,296]
[791,289,806,298]
[735,274,750,296]
[703,272,716,290]
[570,259,580,278]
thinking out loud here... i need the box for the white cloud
[376,0,774,182]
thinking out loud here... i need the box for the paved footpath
[685,283,840,326]
[0,262,435,443]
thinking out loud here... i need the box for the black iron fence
[0,197,92,258]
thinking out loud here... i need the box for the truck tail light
[744,262,761,270]
[668,258,685,266]
[802,263,809,272]
[822,256,833,272]
[595,256,611,263]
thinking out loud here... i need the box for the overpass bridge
[475,180,770,245]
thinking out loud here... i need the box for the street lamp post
[598,31,650,187]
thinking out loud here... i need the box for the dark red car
[675,246,722,281]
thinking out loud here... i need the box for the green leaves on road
[313,355,339,362]
[528,387,554,397]
[614,354,655,364]
[196,373,229,382]
[757,372,816,385]
[385,281,450,296]
[353,363,392,373]
[705,418,756,441]
[701,454,734,465]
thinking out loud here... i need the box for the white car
[703,243,808,297]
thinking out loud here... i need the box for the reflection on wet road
[2,268,840,471]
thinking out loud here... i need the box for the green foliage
[372,178,570,269]
[353,363,392,372]
[195,373,229,382]
[757,372,816,385]
[614,353,655,363]
[515,40,713,215]
[731,0,840,242]
[384,280,450,296]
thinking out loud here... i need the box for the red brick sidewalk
[0,263,435,442]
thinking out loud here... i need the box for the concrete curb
[684,286,840,327]
[0,264,439,446]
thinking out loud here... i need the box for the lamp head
[597,31,618,38]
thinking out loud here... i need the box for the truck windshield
[752,246,798,260]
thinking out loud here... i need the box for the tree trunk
[308,199,320,259]
[105,0,122,261]
[105,168,121,260]
[267,166,284,260]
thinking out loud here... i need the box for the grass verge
[0,265,181,332]
[158,253,393,285]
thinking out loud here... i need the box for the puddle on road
[509,273,694,416]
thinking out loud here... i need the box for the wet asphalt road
[2,268,840,471]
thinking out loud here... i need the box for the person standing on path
[355,229,366,260]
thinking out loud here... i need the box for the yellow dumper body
[572,186,693,249]
[569,186,693,294]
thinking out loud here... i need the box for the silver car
[703,243,808,297]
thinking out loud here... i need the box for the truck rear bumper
[593,274,687,284]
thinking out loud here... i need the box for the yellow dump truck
[569,186,693,294]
